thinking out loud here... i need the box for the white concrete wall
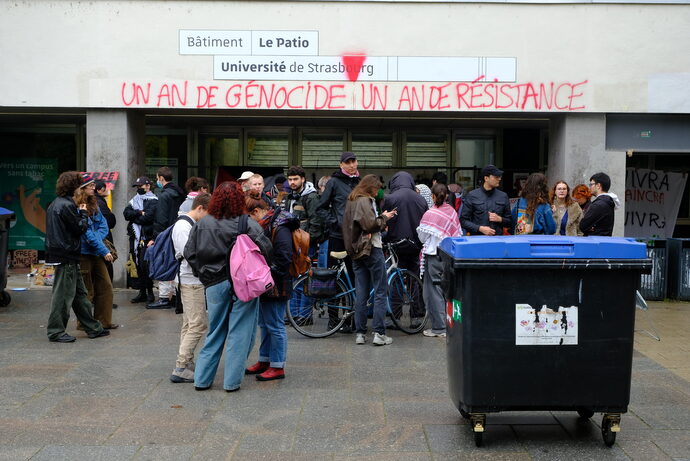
[1,1,689,113]
[548,114,626,236]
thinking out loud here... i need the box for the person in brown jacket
[550,181,584,236]
[342,175,397,346]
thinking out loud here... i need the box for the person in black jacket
[316,152,361,332]
[579,172,620,236]
[244,191,298,381]
[123,176,158,303]
[45,171,109,343]
[147,166,186,309]
[94,180,116,283]
[381,171,428,327]
[460,165,512,236]
[184,181,272,392]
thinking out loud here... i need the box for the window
[405,133,449,167]
[246,131,289,167]
[301,131,345,168]
[351,131,394,168]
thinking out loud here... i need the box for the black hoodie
[381,172,428,248]
[153,182,186,238]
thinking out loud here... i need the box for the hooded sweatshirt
[579,192,620,236]
[381,172,428,248]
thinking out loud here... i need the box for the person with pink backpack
[184,181,273,392]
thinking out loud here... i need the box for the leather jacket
[45,196,89,264]
[184,214,273,288]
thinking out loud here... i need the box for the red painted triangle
[342,54,367,82]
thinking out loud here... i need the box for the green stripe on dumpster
[453,299,462,323]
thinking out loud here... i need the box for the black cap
[132,176,152,186]
[481,165,503,178]
[340,151,357,163]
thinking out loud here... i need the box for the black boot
[146,288,155,303]
[130,289,147,303]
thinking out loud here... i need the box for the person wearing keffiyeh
[416,183,462,338]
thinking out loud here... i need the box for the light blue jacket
[81,209,110,256]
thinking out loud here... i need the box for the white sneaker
[423,329,446,338]
[372,332,393,346]
[355,333,366,345]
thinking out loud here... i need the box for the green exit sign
[641,130,652,138]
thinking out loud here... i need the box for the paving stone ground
[0,284,689,460]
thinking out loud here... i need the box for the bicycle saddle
[330,251,348,260]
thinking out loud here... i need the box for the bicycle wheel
[388,269,426,334]
[287,274,355,338]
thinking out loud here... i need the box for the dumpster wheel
[0,291,10,307]
[470,414,486,447]
[601,413,620,447]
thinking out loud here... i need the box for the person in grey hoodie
[580,172,620,236]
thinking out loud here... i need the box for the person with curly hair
[511,173,556,235]
[572,183,593,215]
[184,181,272,392]
[45,171,109,343]
[550,181,583,236]
[73,175,117,330]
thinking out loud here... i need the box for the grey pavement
[0,286,689,460]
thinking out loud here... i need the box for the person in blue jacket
[74,175,118,329]
[512,173,557,235]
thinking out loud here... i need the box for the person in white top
[169,193,210,383]
[417,183,462,338]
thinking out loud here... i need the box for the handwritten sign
[624,168,688,238]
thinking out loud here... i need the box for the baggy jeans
[194,280,259,391]
[176,283,208,369]
[47,263,104,340]
[258,299,288,368]
[80,254,114,328]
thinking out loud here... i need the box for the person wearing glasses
[579,172,620,236]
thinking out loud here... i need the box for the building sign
[0,158,57,250]
[213,56,516,82]
[624,168,688,238]
[180,30,319,56]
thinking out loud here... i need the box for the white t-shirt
[171,215,202,285]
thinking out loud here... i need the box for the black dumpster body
[0,207,16,307]
[438,235,650,447]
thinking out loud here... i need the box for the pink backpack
[229,215,274,302]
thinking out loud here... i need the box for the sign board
[624,168,688,238]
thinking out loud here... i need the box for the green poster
[0,158,58,250]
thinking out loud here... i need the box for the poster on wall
[0,158,58,250]
[624,168,688,239]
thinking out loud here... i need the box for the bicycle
[287,239,427,338]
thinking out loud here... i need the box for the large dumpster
[438,235,650,447]
[0,207,16,307]
[667,238,690,301]
[637,239,668,300]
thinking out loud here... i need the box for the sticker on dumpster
[446,299,461,327]
[515,304,578,345]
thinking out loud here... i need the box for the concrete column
[86,110,145,287]
[548,114,626,236]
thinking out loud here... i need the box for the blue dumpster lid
[439,235,648,259]
[0,207,15,218]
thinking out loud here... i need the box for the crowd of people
[43,154,620,392]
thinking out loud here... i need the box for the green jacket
[284,181,324,243]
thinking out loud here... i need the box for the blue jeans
[352,247,388,335]
[194,280,259,391]
[258,300,288,368]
